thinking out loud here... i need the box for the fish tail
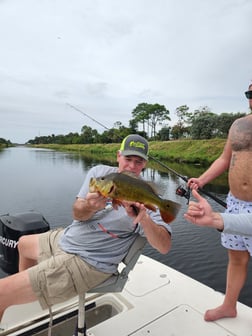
[159,199,181,223]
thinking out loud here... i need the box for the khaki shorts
[28,228,111,309]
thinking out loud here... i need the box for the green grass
[32,139,226,165]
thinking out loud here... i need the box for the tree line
[9,103,249,145]
[0,138,12,146]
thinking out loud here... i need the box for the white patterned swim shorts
[221,192,252,254]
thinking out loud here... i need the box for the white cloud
[0,0,251,143]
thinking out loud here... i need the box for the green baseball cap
[120,134,148,161]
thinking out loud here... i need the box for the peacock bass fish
[89,171,181,223]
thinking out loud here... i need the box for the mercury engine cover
[0,212,50,274]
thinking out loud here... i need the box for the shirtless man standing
[188,83,252,322]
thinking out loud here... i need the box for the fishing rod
[150,155,227,208]
[67,102,227,208]
[67,103,110,130]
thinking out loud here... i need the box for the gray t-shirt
[60,165,172,273]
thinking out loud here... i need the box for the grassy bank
[33,139,226,165]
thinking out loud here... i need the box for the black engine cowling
[0,212,50,274]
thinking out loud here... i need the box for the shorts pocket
[44,263,76,304]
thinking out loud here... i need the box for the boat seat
[77,235,147,336]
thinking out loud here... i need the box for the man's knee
[17,234,39,260]
[228,250,250,266]
[17,235,30,254]
[17,235,26,254]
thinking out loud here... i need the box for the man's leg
[204,250,250,321]
[0,270,37,321]
[18,234,40,271]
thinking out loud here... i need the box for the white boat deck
[2,255,252,335]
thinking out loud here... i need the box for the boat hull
[2,255,252,335]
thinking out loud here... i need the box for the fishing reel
[176,185,191,204]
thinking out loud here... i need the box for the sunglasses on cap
[245,90,252,99]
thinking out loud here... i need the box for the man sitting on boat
[0,134,177,330]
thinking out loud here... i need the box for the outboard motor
[0,212,50,274]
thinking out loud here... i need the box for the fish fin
[112,199,123,207]
[120,171,139,178]
[145,204,157,212]
[160,199,181,223]
[146,181,159,194]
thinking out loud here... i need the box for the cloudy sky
[0,0,251,143]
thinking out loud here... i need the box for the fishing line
[67,103,227,208]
